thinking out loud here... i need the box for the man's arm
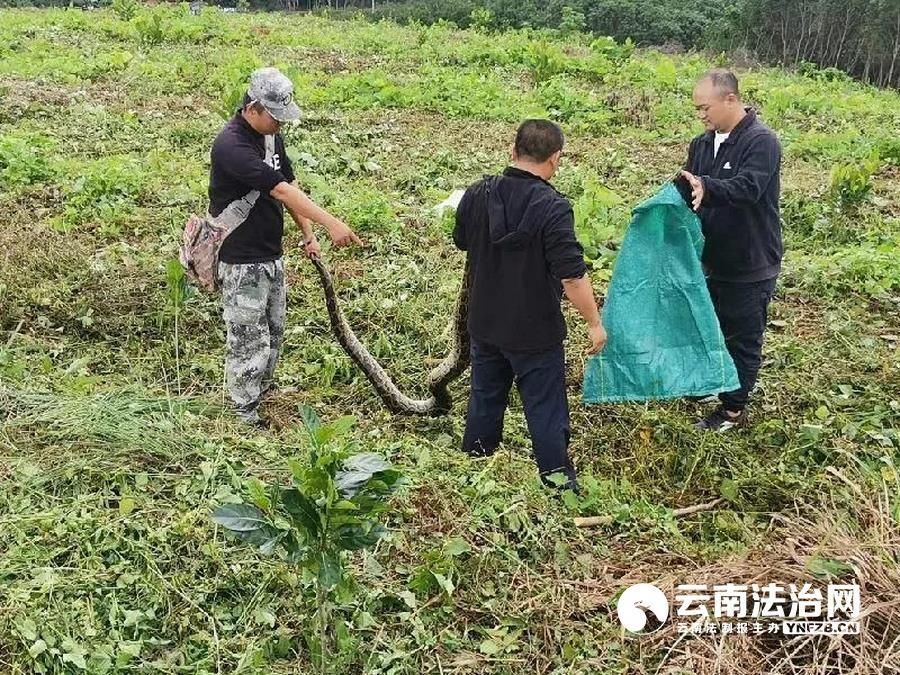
[452,188,474,251]
[271,182,361,247]
[283,189,320,257]
[545,207,606,354]
[562,275,606,354]
[683,136,697,173]
[682,134,781,210]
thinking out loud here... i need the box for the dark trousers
[707,277,778,412]
[462,339,575,484]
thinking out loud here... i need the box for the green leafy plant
[525,41,567,84]
[573,176,624,274]
[131,8,167,46]
[55,157,144,233]
[111,0,138,22]
[469,6,494,32]
[0,133,55,189]
[559,5,585,35]
[829,155,879,211]
[212,407,403,673]
[164,259,188,393]
[590,35,634,64]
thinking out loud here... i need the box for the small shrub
[829,156,879,211]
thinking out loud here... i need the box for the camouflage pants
[219,259,286,422]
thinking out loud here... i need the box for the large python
[308,255,471,416]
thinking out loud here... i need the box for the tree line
[4,0,897,88]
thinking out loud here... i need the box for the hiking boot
[261,382,297,400]
[695,405,746,432]
[235,407,269,430]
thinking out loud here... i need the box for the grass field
[1,6,899,674]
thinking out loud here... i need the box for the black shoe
[541,470,579,493]
[236,410,269,430]
[695,405,746,432]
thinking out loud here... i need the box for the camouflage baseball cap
[247,67,301,123]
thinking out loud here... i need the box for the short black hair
[701,69,740,98]
[514,119,565,162]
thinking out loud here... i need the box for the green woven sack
[583,183,739,403]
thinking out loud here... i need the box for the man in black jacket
[453,120,606,489]
[678,69,783,431]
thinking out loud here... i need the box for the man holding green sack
[678,69,783,431]
[583,70,781,434]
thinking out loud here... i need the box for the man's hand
[587,322,607,355]
[303,235,321,259]
[680,170,705,211]
[328,221,363,247]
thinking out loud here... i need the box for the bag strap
[214,134,276,234]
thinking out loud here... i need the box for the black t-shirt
[208,114,295,264]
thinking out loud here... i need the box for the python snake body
[308,256,470,416]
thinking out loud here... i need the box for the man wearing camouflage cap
[209,67,362,427]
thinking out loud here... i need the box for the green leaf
[318,552,342,590]
[247,477,271,510]
[544,471,569,487]
[336,523,386,551]
[335,471,373,497]
[118,497,135,516]
[800,424,825,441]
[355,611,376,629]
[314,426,337,446]
[335,453,394,497]
[122,609,143,627]
[211,503,269,532]
[807,555,853,579]
[298,404,321,435]
[252,608,276,628]
[28,639,47,659]
[815,405,830,420]
[399,590,417,609]
[213,504,282,552]
[245,526,284,555]
[335,618,353,652]
[561,489,580,510]
[272,632,293,658]
[166,258,185,284]
[281,488,321,537]
[409,567,438,595]
[62,641,88,670]
[330,415,356,436]
[719,479,739,502]
[116,641,141,667]
[18,618,37,641]
[345,453,390,474]
[87,649,112,673]
[287,458,306,483]
[443,537,470,557]
[479,638,502,655]
[432,572,455,597]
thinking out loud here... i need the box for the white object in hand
[432,189,466,215]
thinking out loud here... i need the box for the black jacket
[453,167,587,352]
[209,114,295,264]
[678,109,783,282]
